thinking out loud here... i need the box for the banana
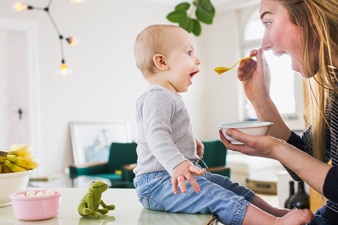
[0,150,8,164]
[8,145,32,157]
[0,155,7,163]
[0,145,39,173]
[1,164,12,173]
[6,155,39,170]
[4,159,27,172]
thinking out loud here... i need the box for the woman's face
[259,0,306,76]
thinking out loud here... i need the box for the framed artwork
[70,120,132,165]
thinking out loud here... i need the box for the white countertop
[1,188,216,225]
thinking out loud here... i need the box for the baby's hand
[171,161,204,194]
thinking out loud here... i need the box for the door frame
[0,17,41,157]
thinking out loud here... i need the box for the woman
[219,0,338,224]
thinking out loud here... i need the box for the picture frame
[70,120,132,165]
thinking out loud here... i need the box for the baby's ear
[153,54,168,70]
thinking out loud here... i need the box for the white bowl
[0,170,32,207]
[220,121,273,144]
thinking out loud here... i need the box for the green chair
[69,142,137,188]
[200,140,230,178]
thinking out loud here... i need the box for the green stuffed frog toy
[78,180,115,219]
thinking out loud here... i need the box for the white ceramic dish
[219,121,273,144]
[0,170,32,207]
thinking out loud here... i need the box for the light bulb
[69,0,85,4]
[13,2,28,11]
[66,37,79,46]
[58,63,72,77]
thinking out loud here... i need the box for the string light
[70,0,85,3]
[13,0,83,77]
[59,59,72,77]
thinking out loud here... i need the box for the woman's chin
[290,63,304,76]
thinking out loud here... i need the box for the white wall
[0,0,259,175]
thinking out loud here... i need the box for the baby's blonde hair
[134,24,182,78]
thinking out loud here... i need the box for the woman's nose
[261,34,272,50]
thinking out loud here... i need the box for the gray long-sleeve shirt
[134,85,199,176]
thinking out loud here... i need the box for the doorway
[0,18,41,157]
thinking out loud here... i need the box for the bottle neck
[297,181,305,193]
[289,181,295,195]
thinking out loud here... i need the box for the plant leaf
[196,6,214,24]
[194,0,215,13]
[166,0,216,36]
[175,2,190,12]
[179,17,194,33]
[191,19,202,36]
[167,11,188,23]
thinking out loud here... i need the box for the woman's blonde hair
[279,0,338,160]
[134,24,181,78]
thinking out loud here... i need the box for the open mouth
[190,70,199,77]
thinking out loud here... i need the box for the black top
[287,87,338,224]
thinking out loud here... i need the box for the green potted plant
[166,0,215,36]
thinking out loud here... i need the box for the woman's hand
[219,129,331,196]
[171,160,204,194]
[218,128,283,160]
[237,48,272,106]
[237,49,291,139]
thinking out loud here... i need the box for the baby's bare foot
[278,208,313,225]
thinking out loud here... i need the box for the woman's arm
[219,129,331,195]
[237,49,291,140]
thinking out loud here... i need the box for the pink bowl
[10,190,62,221]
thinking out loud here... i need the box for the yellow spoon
[214,56,253,75]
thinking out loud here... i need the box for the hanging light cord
[13,0,81,76]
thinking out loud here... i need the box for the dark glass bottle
[289,181,310,209]
[284,181,295,209]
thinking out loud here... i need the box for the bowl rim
[0,170,32,178]
[219,121,273,129]
[10,190,61,201]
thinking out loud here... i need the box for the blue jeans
[308,206,335,225]
[134,170,255,225]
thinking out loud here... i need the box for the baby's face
[162,28,201,93]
